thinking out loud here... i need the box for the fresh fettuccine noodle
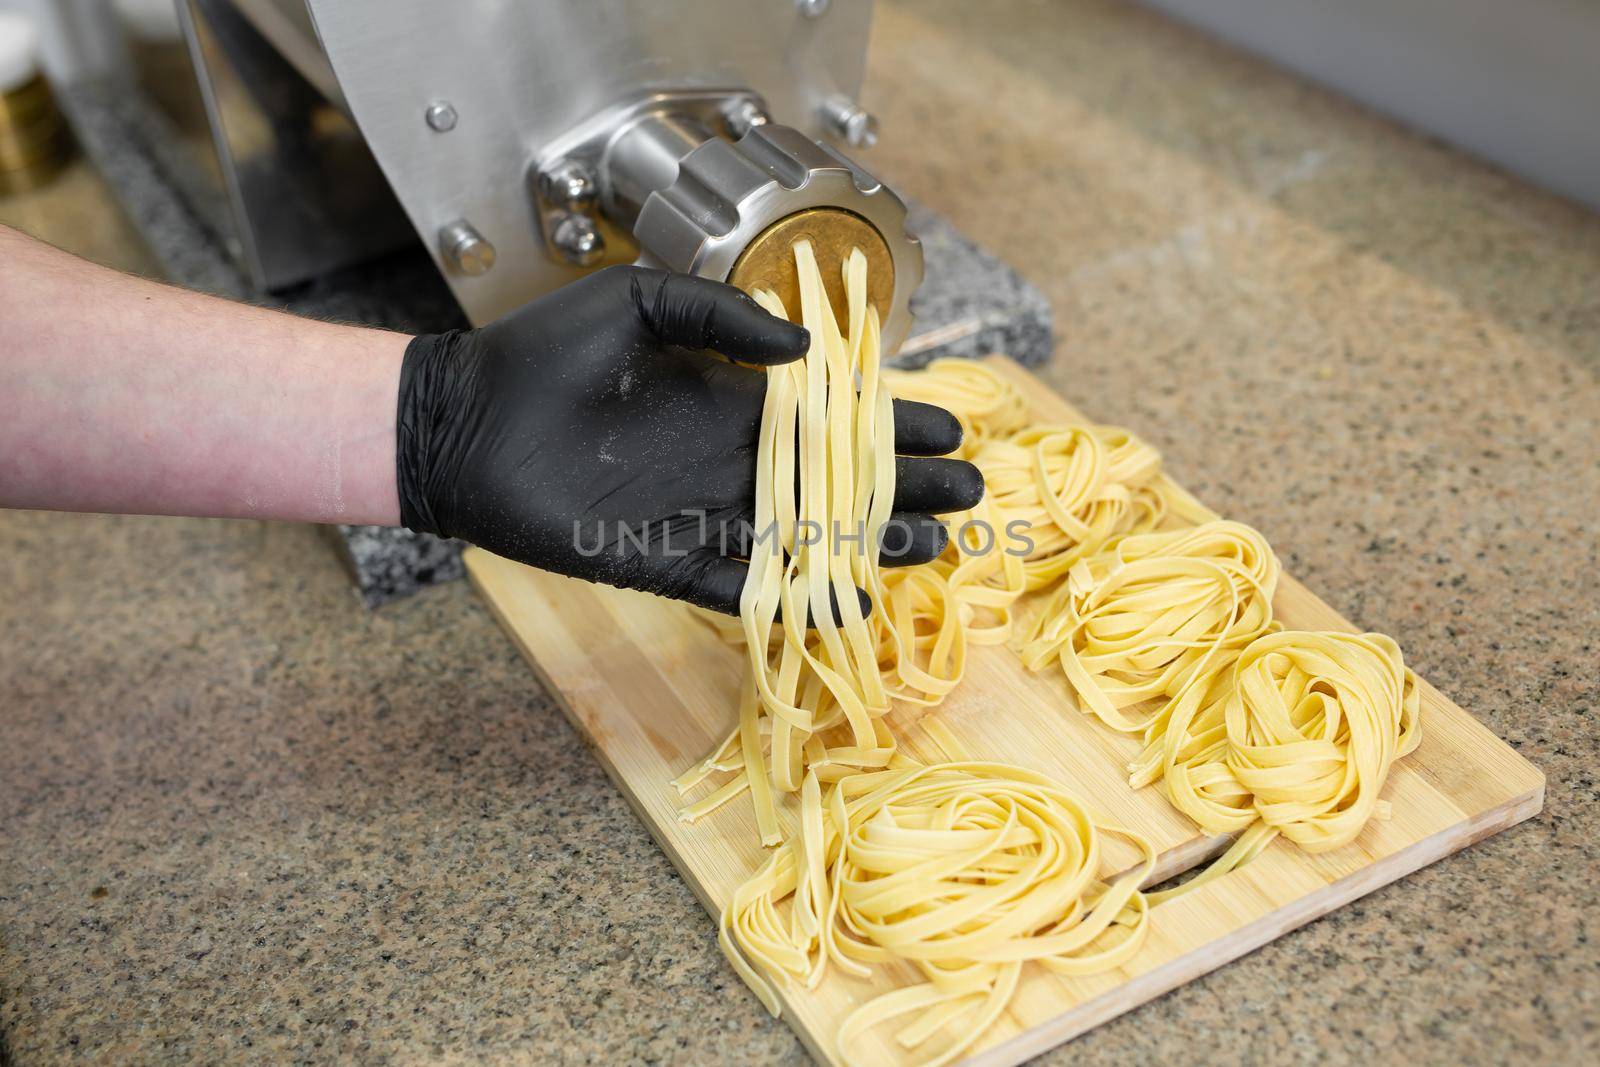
[706,240,897,845]
[881,357,1029,453]
[674,498,1033,824]
[720,762,1154,1067]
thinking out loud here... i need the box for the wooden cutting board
[464,355,1543,1066]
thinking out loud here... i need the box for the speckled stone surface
[330,524,465,609]
[3,0,1597,1063]
[901,202,1056,368]
[57,79,1052,607]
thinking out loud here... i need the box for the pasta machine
[177,0,924,352]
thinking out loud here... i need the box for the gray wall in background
[2,0,130,83]
[1142,0,1600,213]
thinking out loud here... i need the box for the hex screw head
[796,0,831,17]
[722,98,770,140]
[425,101,458,132]
[552,212,605,266]
[820,95,879,149]
[537,158,599,209]
[439,220,494,275]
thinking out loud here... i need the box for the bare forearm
[0,226,406,525]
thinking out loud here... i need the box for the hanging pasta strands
[720,762,1155,1067]
[678,251,1045,834]
[689,241,898,845]
[675,500,1034,824]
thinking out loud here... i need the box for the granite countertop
[3,0,1597,1063]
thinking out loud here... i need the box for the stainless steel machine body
[179,0,922,349]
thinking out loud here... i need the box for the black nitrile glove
[396,265,984,616]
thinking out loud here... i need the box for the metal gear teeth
[633,122,923,354]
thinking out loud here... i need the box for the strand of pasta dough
[674,497,1032,825]
[719,762,1155,1067]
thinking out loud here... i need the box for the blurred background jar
[0,9,73,195]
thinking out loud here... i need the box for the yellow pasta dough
[881,358,1029,452]
[720,762,1154,1067]
[1020,520,1281,745]
[1155,629,1422,852]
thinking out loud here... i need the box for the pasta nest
[720,762,1154,1067]
[881,358,1030,452]
[1021,520,1281,741]
[972,424,1168,590]
[1160,630,1422,852]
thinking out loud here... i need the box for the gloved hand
[396,265,984,616]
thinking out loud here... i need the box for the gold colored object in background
[0,74,72,196]
[728,208,895,325]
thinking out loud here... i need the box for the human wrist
[394,328,472,536]
[321,325,410,526]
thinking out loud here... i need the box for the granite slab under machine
[59,78,1052,607]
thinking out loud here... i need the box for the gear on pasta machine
[179,0,924,353]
